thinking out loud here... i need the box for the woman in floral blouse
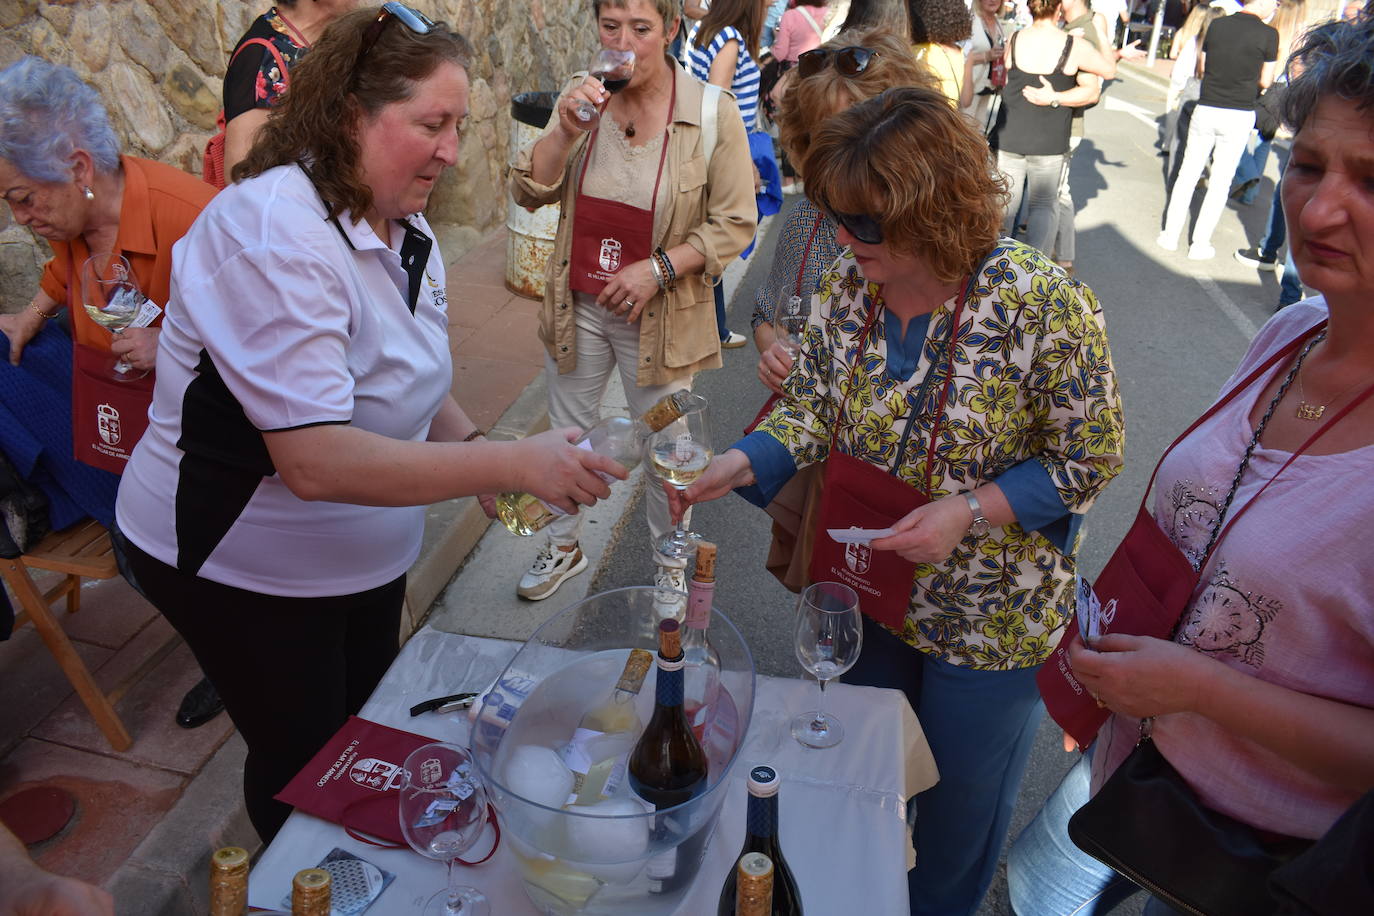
[676,85,1124,915]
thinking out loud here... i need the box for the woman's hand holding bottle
[512,427,627,515]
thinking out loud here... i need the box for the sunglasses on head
[825,208,884,245]
[797,46,878,80]
[354,2,437,76]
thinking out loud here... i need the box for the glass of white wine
[572,48,636,128]
[646,404,712,562]
[80,252,145,381]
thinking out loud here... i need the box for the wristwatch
[964,492,991,537]
[1050,96,1061,108]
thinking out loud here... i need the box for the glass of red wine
[572,49,636,128]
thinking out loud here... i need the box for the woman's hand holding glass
[80,252,147,380]
[567,49,635,130]
[665,447,755,523]
[759,290,807,394]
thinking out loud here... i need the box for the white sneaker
[1155,231,1178,252]
[1187,243,1216,261]
[652,565,688,618]
[517,543,587,601]
[721,331,747,349]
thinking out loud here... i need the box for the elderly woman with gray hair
[0,56,223,729]
[1008,10,1374,914]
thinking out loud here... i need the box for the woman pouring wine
[509,0,756,603]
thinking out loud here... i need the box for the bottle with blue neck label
[716,765,803,915]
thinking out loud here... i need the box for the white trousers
[1160,104,1255,250]
[544,296,693,567]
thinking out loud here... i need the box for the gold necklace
[1294,341,1370,420]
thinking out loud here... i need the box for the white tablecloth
[249,627,938,914]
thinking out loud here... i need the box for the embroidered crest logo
[97,403,120,446]
[845,541,871,574]
[599,237,622,272]
[348,757,404,792]
[1101,598,1118,629]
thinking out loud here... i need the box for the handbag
[1069,726,1312,916]
[202,37,290,189]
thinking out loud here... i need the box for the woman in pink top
[772,0,829,63]
[1007,13,1374,914]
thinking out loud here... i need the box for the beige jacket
[510,62,757,387]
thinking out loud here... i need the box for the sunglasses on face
[354,2,437,76]
[825,208,884,245]
[797,46,878,80]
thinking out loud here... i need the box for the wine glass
[772,289,808,359]
[398,742,491,916]
[791,582,863,748]
[646,405,713,563]
[80,252,146,380]
[572,48,636,127]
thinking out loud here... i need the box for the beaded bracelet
[462,429,485,442]
[654,247,677,290]
[31,304,58,321]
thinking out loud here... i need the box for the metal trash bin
[507,91,561,300]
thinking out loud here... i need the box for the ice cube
[503,745,576,812]
[560,797,652,884]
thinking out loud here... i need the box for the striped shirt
[688,24,761,131]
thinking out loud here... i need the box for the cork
[691,541,717,583]
[208,846,248,916]
[291,868,331,915]
[617,648,654,693]
[642,392,685,432]
[658,618,682,659]
[736,852,774,916]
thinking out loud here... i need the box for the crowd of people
[1,1,1372,915]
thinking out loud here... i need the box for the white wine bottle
[716,766,804,915]
[682,541,722,740]
[496,389,707,536]
[560,648,654,805]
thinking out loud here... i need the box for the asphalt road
[587,66,1289,915]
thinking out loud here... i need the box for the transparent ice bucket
[470,586,756,915]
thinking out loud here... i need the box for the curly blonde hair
[778,28,939,168]
[803,86,1009,282]
[235,7,472,220]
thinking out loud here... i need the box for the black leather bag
[0,448,49,560]
[1068,737,1313,916]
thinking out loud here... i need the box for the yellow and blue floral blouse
[739,240,1125,670]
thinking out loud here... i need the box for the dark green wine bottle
[628,619,709,893]
[717,765,803,915]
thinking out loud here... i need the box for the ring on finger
[623,298,635,308]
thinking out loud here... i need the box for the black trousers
[125,541,404,842]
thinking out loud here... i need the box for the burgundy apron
[1041,319,1374,749]
[808,278,971,629]
[568,81,674,297]
[67,260,154,475]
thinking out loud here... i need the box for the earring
[82,186,94,201]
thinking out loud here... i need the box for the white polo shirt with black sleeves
[116,163,453,598]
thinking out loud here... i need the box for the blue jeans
[1008,753,1190,916]
[1231,133,1270,205]
[1258,170,1304,308]
[714,282,730,340]
[844,615,1045,915]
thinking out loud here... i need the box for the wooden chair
[1,519,131,751]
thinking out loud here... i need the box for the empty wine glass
[646,405,713,562]
[572,48,636,127]
[772,289,808,359]
[792,582,862,748]
[80,252,146,380]
[398,742,491,916]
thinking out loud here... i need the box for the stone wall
[0,0,598,312]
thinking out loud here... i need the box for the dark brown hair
[803,86,1008,282]
[778,28,939,167]
[693,0,766,62]
[235,6,473,220]
[908,0,973,45]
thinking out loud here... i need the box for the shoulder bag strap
[231,37,291,90]
[701,83,721,169]
[799,7,825,39]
